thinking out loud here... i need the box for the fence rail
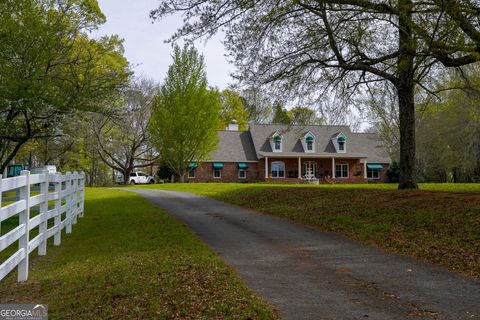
[0,170,85,282]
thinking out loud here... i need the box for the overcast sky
[94,0,234,89]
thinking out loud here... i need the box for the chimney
[227,119,239,131]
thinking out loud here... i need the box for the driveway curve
[129,188,480,320]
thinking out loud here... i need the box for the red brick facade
[187,158,389,183]
[187,162,260,182]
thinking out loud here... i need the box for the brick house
[187,122,391,183]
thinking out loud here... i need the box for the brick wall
[187,162,260,182]
[187,159,389,183]
[367,164,390,183]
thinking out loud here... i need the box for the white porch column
[363,160,367,179]
[298,157,302,178]
[332,157,336,178]
[265,157,269,179]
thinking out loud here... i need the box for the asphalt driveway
[129,188,480,320]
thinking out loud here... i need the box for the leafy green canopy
[218,89,249,131]
[0,0,130,172]
[151,0,480,189]
[150,45,221,180]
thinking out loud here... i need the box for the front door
[303,161,317,178]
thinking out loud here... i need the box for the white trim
[265,157,269,178]
[335,162,349,178]
[238,168,247,179]
[187,167,196,179]
[271,161,285,178]
[367,167,381,180]
[213,168,222,179]
[301,131,316,153]
[332,158,336,178]
[270,131,283,152]
[363,160,367,179]
[331,132,347,153]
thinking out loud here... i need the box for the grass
[135,182,480,279]
[0,188,276,319]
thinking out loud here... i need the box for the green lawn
[0,188,276,319]
[136,182,480,279]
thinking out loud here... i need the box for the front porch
[262,156,368,184]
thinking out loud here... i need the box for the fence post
[72,172,78,225]
[54,173,62,246]
[38,170,49,256]
[0,177,2,235]
[65,172,72,234]
[79,172,85,218]
[18,170,30,282]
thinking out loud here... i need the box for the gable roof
[209,124,391,163]
[208,130,258,162]
[249,124,390,163]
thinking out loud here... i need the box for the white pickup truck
[117,172,155,185]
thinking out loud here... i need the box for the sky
[94,0,234,89]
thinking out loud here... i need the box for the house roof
[208,130,258,162]
[209,124,391,163]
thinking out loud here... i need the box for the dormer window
[338,136,345,151]
[302,132,315,153]
[274,136,282,150]
[332,132,347,153]
[306,136,314,151]
[270,132,283,152]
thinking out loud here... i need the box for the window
[213,168,222,178]
[238,169,246,179]
[271,161,285,178]
[366,164,383,179]
[273,136,282,151]
[307,140,313,151]
[336,133,346,153]
[129,173,136,177]
[335,163,348,178]
[188,168,196,178]
[305,135,315,152]
[138,173,146,177]
[367,168,380,179]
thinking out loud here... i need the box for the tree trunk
[179,173,185,183]
[123,170,131,185]
[397,0,418,190]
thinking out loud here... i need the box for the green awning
[337,136,346,142]
[238,162,249,169]
[367,164,383,169]
[188,162,198,169]
[212,162,224,169]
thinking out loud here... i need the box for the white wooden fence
[0,170,85,282]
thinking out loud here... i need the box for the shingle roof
[208,131,258,162]
[209,124,391,164]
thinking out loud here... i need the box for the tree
[240,88,273,123]
[288,106,325,125]
[0,0,130,173]
[152,0,480,189]
[94,79,159,184]
[218,89,249,130]
[416,66,480,182]
[150,45,221,182]
[272,102,291,125]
